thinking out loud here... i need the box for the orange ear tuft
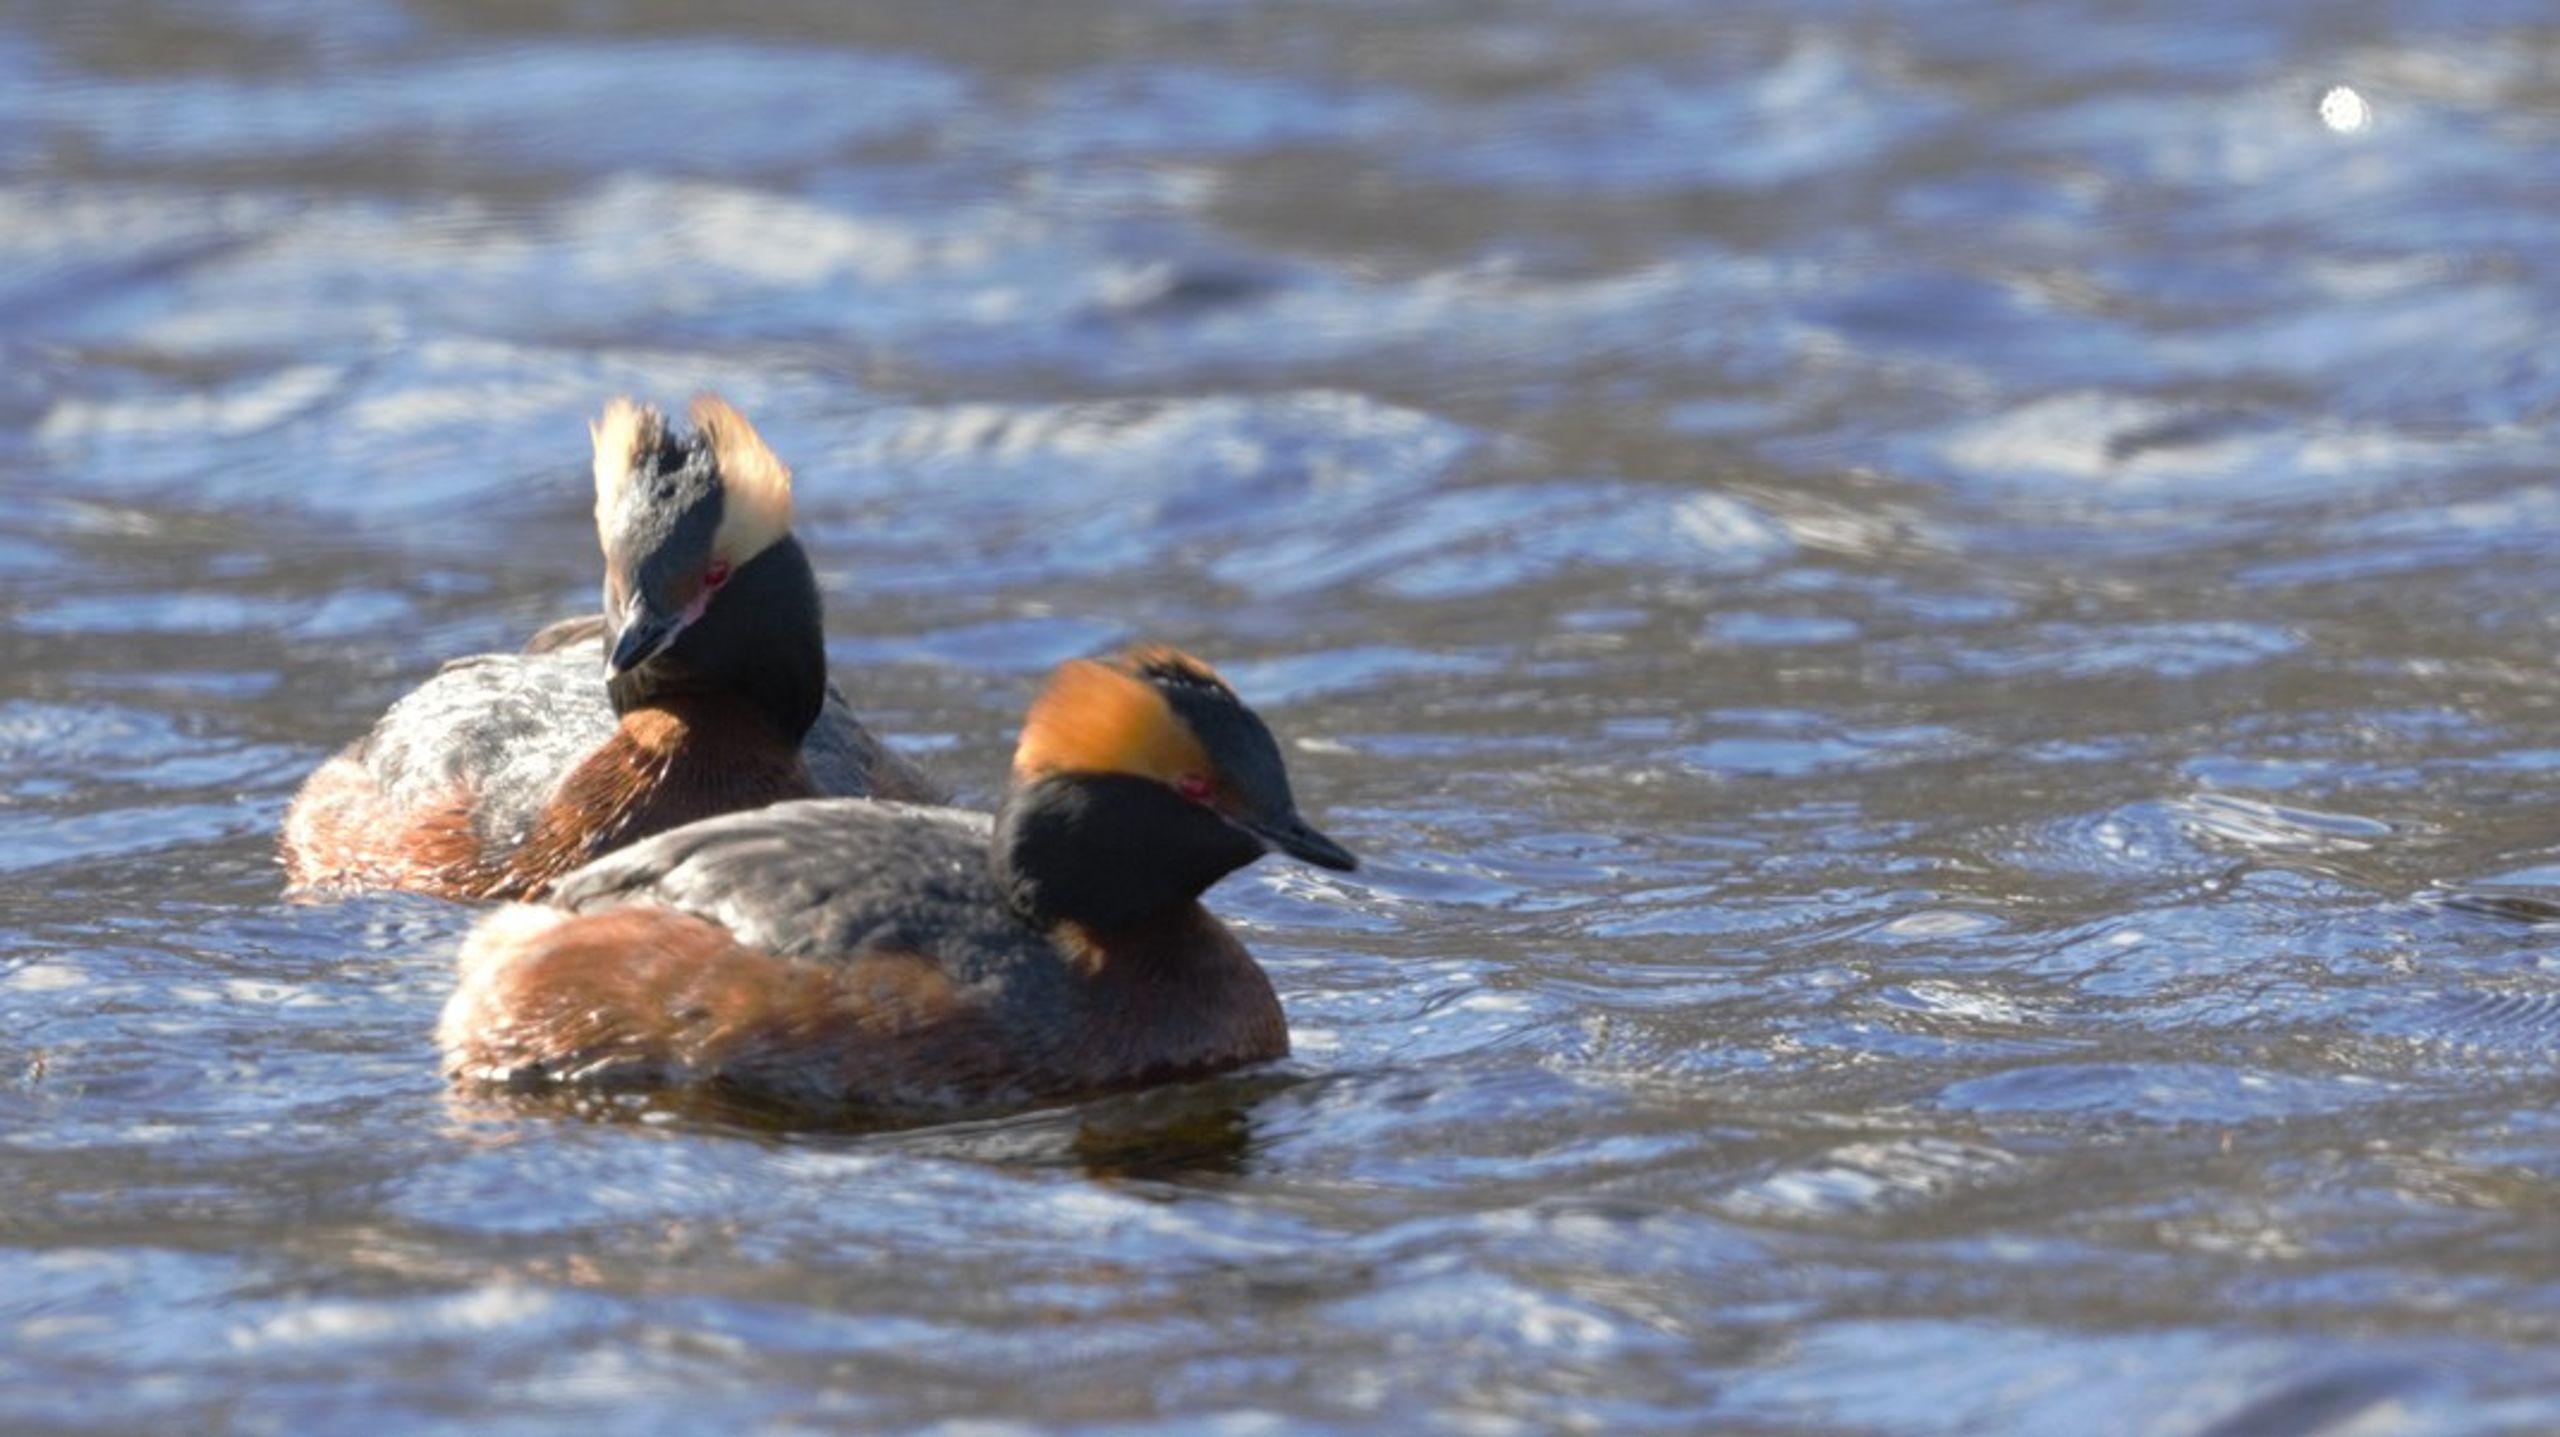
[691,394,793,561]
[590,398,664,541]
[1014,659,1213,784]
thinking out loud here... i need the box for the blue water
[7,1,2560,1431]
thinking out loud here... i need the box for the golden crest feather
[1014,657,1214,784]
[589,397,664,541]
[691,394,794,562]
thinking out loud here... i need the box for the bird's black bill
[605,611,681,677]
[1247,813,1358,872]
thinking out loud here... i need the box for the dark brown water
[8,2,2560,1431]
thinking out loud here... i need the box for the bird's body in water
[439,646,1357,1118]
[281,396,938,902]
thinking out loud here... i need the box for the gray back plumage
[361,646,618,852]
[342,631,931,854]
[548,799,1044,984]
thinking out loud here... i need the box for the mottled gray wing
[359,646,616,852]
[548,798,1019,967]
[523,619,946,804]
[799,692,949,804]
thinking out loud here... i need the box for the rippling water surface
[8,2,2560,1431]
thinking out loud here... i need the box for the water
[6,1,2560,1430]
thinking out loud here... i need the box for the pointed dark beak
[604,601,684,678]
[1243,811,1358,872]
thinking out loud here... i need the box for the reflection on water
[7,0,2560,1431]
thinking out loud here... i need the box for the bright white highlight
[2319,85,2371,134]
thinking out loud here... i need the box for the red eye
[1175,773,1214,803]
[703,559,731,590]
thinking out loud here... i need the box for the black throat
[606,534,828,743]
[991,772,1268,932]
